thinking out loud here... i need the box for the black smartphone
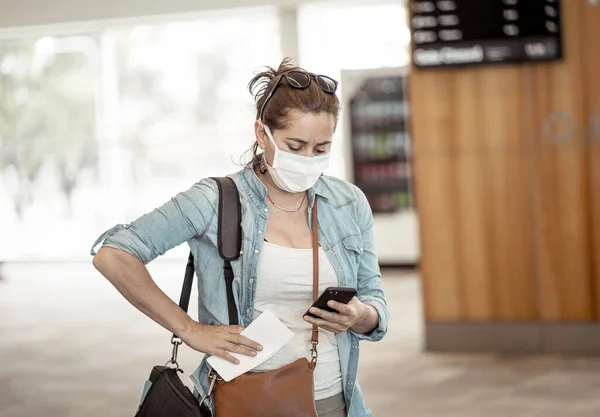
[304,287,357,318]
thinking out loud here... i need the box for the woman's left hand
[303,297,367,334]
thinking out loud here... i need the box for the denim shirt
[90,163,389,417]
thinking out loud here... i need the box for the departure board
[410,0,563,68]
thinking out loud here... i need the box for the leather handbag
[202,194,321,417]
[135,177,243,417]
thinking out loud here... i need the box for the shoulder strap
[174,177,242,340]
[211,177,242,326]
[211,177,243,262]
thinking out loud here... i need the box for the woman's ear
[254,120,267,151]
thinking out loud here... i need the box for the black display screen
[410,0,563,68]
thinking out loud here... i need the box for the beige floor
[1,262,600,417]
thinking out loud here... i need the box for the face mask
[263,125,331,193]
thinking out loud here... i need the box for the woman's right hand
[92,248,261,364]
[180,322,263,364]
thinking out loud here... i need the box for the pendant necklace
[266,192,307,212]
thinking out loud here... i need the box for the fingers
[222,325,263,352]
[307,306,345,323]
[231,334,263,352]
[303,302,358,333]
[209,341,260,365]
[226,325,246,334]
[210,326,263,365]
[213,349,240,365]
[224,341,258,357]
[303,315,345,334]
[328,300,353,315]
[183,323,264,364]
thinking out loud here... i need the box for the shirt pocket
[341,234,364,282]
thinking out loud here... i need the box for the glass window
[0,7,282,260]
[0,34,100,259]
[108,8,281,222]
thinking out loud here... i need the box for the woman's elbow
[92,247,107,270]
[92,247,129,278]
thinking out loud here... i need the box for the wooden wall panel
[477,68,530,151]
[413,154,464,320]
[411,0,600,324]
[414,151,537,320]
[452,70,485,150]
[487,150,537,319]
[411,65,537,320]
[451,150,537,320]
[582,2,600,319]
[411,66,529,152]
[454,152,494,319]
[478,70,537,320]
[410,69,457,154]
[527,2,593,320]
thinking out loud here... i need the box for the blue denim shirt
[90,163,389,417]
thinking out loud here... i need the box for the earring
[259,155,268,174]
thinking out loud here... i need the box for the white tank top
[252,241,343,400]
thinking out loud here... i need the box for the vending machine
[340,67,419,266]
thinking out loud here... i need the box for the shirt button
[258,230,263,234]
[264,208,269,213]
[341,280,346,285]
[249,279,254,284]
[254,249,259,254]
[359,248,364,253]
[246,308,251,314]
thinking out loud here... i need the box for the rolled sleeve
[349,185,390,342]
[101,224,156,264]
[353,296,389,342]
[90,179,218,264]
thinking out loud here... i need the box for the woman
[91,59,389,417]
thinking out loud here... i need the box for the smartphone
[304,287,357,318]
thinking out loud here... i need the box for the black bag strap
[173,176,242,341]
[211,176,242,326]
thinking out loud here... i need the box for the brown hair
[245,58,341,161]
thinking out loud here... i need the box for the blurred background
[1,0,600,416]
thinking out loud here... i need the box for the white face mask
[263,125,331,193]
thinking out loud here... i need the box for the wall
[410,1,600,353]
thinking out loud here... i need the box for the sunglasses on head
[259,70,338,121]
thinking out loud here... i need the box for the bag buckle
[208,369,223,382]
[199,369,221,407]
[310,341,319,363]
[165,336,182,371]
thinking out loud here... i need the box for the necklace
[266,192,307,212]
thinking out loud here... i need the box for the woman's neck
[254,166,307,209]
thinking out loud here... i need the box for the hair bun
[248,57,296,103]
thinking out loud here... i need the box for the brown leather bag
[205,196,321,417]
